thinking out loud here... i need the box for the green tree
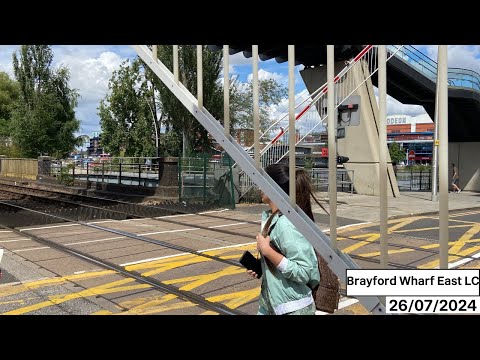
[98,59,157,157]
[389,141,406,164]
[230,77,288,133]
[156,45,224,157]
[10,45,80,158]
[0,72,20,136]
[162,129,181,157]
[0,72,20,156]
[100,46,288,158]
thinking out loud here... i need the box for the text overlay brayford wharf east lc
[346,269,480,296]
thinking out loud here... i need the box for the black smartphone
[239,251,262,278]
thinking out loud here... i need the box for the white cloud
[408,45,480,74]
[446,45,480,73]
[230,52,252,66]
[55,50,126,101]
[0,45,135,136]
[385,95,427,116]
[0,45,19,76]
[54,46,135,135]
[261,89,321,140]
[247,68,286,84]
[229,52,252,74]
[373,87,428,116]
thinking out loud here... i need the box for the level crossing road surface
[0,203,479,315]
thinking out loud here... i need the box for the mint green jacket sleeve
[271,219,319,285]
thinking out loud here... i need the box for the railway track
[0,199,247,315]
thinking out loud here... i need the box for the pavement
[313,190,480,223]
[234,189,480,229]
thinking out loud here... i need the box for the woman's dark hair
[261,164,327,271]
[263,164,328,225]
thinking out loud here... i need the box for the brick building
[387,114,434,164]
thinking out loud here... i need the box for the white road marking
[327,222,372,232]
[153,208,230,219]
[438,251,480,269]
[139,228,200,236]
[208,222,247,228]
[155,213,193,219]
[198,209,230,215]
[20,223,80,231]
[10,215,258,253]
[0,239,29,243]
[64,236,125,246]
[14,246,50,253]
[120,241,257,266]
[89,220,117,224]
[120,218,148,222]
[0,281,22,288]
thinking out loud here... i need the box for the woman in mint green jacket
[247,164,321,315]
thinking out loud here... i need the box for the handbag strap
[267,213,283,236]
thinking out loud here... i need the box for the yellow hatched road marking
[0,270,115,298]
[3,278,150,315]
[91,310,114,315]
[394,224,470,233]
[450,224,480,254]
[337,216,427,234]
[418,224,480,269]
[358,241,458,258]
[418,244,480,269]
[388,217,424,233]
[1,244,258,314]
[117,288,261,315]
[342,234,379,253]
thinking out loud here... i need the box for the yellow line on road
[164,266,245,290]
[450,224,480,254]
[388,217,424,233]
[0,270,115,298]
[91,310,114,315]
[394,224,470,233]
[342,234,380,253]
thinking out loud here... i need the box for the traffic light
[336,155,350,164]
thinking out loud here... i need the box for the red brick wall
[387,124,410,133]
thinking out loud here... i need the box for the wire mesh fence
[178,153,235,208]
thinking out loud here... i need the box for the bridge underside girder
[207,45,363,67]
[370,56,480,143]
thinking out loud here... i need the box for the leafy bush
[58,163,74,186]
[402,164,432,172]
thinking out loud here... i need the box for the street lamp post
[146,99,160,159]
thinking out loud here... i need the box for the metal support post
[438,46,449,269]
[288,45,296,205]
[378,45,388,267]
[327,45,337,249]
[252,45,260,169]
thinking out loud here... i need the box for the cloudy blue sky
[0,45,479,138]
